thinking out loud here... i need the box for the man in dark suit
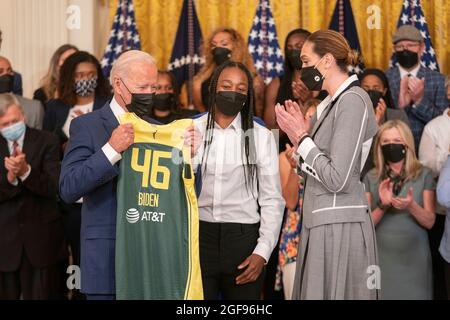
[385,25,447,151]
[59,50,162,300]
[0,93,67,299]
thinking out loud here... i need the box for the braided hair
[201,61,257,197]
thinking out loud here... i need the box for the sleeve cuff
[19,165,31,182]
[253,242,272,264]
[102,143,122,165]
[296,136,316,160]
[9,178,19,186]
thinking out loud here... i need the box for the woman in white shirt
[193,60,284,300]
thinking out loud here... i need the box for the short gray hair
[110,50,157,85]
[0,93,22,117]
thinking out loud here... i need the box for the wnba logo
[126,208,140,224]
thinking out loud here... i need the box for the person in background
[193,60,284,300]
[42,51,110,300]
[264,29,316,130]
[360,68,409,127]
[437,154,450,299]
[385,25,447,152]
[150,70,198,124]
[418,75,450,299]
[0,93,67,299]
[364,120,436,299]
[0,29,23,96]
[192,28,265,116]
[43,51,111,152]
[0,56,44,129]
[360,68,410,179]
[33,44,78,107]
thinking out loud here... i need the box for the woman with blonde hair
[192,28,264,115]
[364,119,436,299]
[33,44,78,106]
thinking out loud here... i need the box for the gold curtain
[109,0,449,75]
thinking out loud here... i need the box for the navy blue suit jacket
[59,102,160,295]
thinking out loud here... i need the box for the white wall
[0,0,110,99]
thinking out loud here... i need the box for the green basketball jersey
[115,113,203,300]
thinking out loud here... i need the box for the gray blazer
[16,95,44,130]
[299,86,378,228]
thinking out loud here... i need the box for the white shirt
[399,64,420,79]
[101,97,126,165]
[193,113,285,262]
[6,130,31,186]
[299,74,372,169]
[419,108,450,177]
[62,101,94,138]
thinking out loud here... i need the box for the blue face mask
[1,121,26,141]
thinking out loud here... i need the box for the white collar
[109,96,126,122]
[444,108,450,120]
[316,74,359,119]
[214,112,242,131]
[398,64,420,79]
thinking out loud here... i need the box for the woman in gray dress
[364,120,436,299]
[275,30,379,299]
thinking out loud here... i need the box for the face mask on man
[286,49,302,70]
[215,91,247,117]
[74,77,98,97]
[382,143,407,163]
[0,74,14,93]
[212,47,232,66]
[120,79,155,119]
[395,49,419,69]
[300,56,326,91]
[0,120,26,142]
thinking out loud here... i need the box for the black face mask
[120,79,155,119]
[286,49,302,70]
[0,74,14,93]
[215,91,247,117]
[367,90,383,109]
[300,58,325,91]
[396,50,419,69]
[382,143,407,164]
[154,93,176,111]
[212,47,232,66]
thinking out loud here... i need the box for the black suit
[0,127,67,299]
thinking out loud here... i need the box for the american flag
[390,0,440,71]
[101,0,141,78]
[167,0,203,106]
[248,0,284,85]
[329,0,365,74]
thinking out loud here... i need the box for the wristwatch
[377,199,391,211]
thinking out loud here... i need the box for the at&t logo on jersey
[126,208,140,224]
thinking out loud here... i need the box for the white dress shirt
[101,97,126,165]
[399,64,420,79]
[419,108,450,177]
[62,101,94,138]
[298,74,372,170]
[7,130,31,186]
[193,113,285,262]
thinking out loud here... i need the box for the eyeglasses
[394,43,420,51]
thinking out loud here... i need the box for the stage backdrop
[108,0,449,75]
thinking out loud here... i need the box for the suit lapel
[417,66,426,80]
[100,104,119,137]
[22,127,37,161]
[310,104,330,138]
[0,136,9,158]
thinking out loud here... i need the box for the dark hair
[202,61,257,196]
[359,68,395,109]
[278,28,311,104]
[58,51,110,106]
